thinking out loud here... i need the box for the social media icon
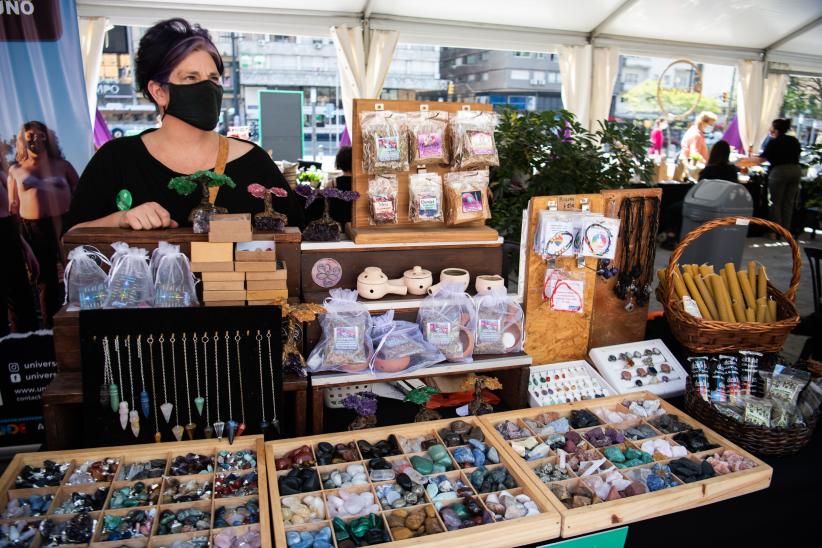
[8,363,19,373]
[10,373,21,384]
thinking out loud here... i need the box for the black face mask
[163,80,223,131]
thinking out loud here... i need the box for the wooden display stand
[348,98,499,244]
[264,416,561,547]
[479,392,772,537]
[0,436,270,546]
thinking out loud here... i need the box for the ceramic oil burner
[475,275,505,295]
[427,268,470,295]
[502,322,523,352]
[403,266,433,295]
[357,267,408,300]
[374,354,412,373]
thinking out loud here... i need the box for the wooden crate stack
[190,214,287,305]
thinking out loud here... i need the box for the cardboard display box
[190,261,234,273]
[208,213,253,243]
[203,290,247,302]
[246,280,287,291]
[201,271,246,282]
[190,241,233,263]
[247,289,288,301]
[203,281,246,291]
[235,261,279,272]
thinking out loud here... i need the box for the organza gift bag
[417,283,477,363]
[307,289,374,373]
[104,247,153,308]
[370,310,445,376]
[154,244,199,307]
[474,287,525,355]
[64,245,110,310]
[150,241,177,279]
[109,241,130,271]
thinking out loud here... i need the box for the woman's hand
[119,202,179,230]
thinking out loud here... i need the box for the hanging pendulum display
[147,334,162,443]
[234,331,247,439]
[225,331,238,444]
[193,333,205,416]
[256,332,270,436]
[125,335,140,438]
[170,333,184,442]
[136,335,150,418]
[182,333,197,440]
[212,331,225,440]
[158,334,173,423]
[102,336,119,412]
[266,329,281,435]
[114,336,129,430]
[202,333,213,439]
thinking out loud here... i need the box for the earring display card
[528,361,618,408]
[588,339,687,398]
[0,436,270,547]
[79,307,283,448]
[265,417,561,547]
[479,393,771,538]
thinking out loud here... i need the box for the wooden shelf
[301,235,503,251]
[302,291,523,310]
[346,224,500,244]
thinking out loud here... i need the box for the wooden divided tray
[265,417,561,547]
[0,436,269,547]
[479,392,772,537]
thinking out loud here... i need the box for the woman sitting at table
[64,18,303,232]
[680,111,717,164]
[699,140,738,183]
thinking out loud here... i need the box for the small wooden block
[246,300,283,306]
[245,261,287,279]
[190,242,233,262]
[246,280,287,290]
[204,300,247,307]
[190,261,234,273]
[203,281,245,291]
[203,290,247,301]
[208,213,253,243]
[235,261,278,272]
[246,289,288,301]
[235,249,277,262]
[201,271,245,282]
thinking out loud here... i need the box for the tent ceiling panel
[774,21,822,54]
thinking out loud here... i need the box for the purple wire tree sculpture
[247,183,289,232]
[294,184,360,242]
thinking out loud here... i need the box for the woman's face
[149,49,221,111]
[24,128,47,155]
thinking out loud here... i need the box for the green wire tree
[405,386,441,422]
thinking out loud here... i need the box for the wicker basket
[657,216,800,353]
[684,378,816,456]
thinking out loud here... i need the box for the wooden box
[205,300,247,307]
[235,249,277,262]
[265,416,561,547]
[247,289,288,301]
[479,392,772,537]
[235,261,279,272]
[190,261,234,273]
[208,214,253,243]
[0,436,270,547]
[246,280,287,291]
[246,269,287,281]
[202,271,246,282]
[190,241,233,263]
[203,290,247,302]
[203,281,245,291]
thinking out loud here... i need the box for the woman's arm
[7,170,19,215]
[68,202,178,231]
[64,160,80,193]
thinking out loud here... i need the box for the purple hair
[135,18,224,104]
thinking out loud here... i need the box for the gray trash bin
[678,179,753,269]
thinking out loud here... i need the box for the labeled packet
[719,355,741,403]
[449,111,499,170]
[688,356,710,401]
[710,358,726,403]
[742,396,772,427]
[444,170,490,226]
[407,111,449,166]
[738,350,763,396]
[760,365,811,406]
[408,172,444,223]
[360,111,409,173]
[367,174,399,225]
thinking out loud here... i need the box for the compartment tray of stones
[0,436,270,547]
[479,391,773,538]
[265,416,561,547]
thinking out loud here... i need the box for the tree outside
[620,79,722,119]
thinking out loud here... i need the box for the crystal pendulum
[125,335,140,438]
[193,333,205,416]
[256,332,270,437]
[136,335,150,418]
[225,332,237,444]
[102,336,119,412]
[266,330,281,435]
[182,333,196,440]
[170,333,184,442]
[212,331,225,440]
[158,334,173,423]
[202,333,213,439]
[119,401,129,430]
[234,331,247,439]
[147,335,162,443]
[114,336,129,429]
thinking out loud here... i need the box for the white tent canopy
[78,0,822,73]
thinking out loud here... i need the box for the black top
[761,134,801,167]
[699,163,738,183]
[63,130,305,232]
[304,175,353,227]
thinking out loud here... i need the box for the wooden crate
[265,417,561,547]
[0,436,270,547]
[478,392,772,537]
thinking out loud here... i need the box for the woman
[680,111,717,163]
[8,121,77,324]
[699,140,738,183]
[64,18,303,232]
[649,118,666,156]
[737,118,802,233]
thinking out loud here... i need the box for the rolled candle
[731,297,747,324]
[745,308,755,323]
[672,271,689,300]
[737,271,757,309]
[755,302,767,323]
[757,266,767,300]
[747,261,757,292]
[683,273,712,320]
[768,299,777,323]
[724,263,746,321]
[699,265,715,277]
[693,274,719,320]
[710,275,733,322]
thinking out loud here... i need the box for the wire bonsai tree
[460,374,503,415]
[404,386,441,422]
[168,170,237,233]
[295,185,360,242]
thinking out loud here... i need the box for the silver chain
[170,333,179,423]
[202,333,210,424]
[125,335,135,408]
[147,334,159,434]
[225,332,233,419]
[235,331,245,424]
[159,334,168,404]
[114,335,124,400]
[214,331,221,422]
[256,331,266,423]
[182,332,192,423]
[266,330,277,423]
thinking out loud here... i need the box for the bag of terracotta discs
[370,310,445,376]
[444,170,491,226]
[449,111,499,170]
[368,174,399,225]
[360,110,409,173]
[408,172,444,223]
[474,287,525,355]
[407,111,449,166]
[417,283,477,364]
[307,288,373,373]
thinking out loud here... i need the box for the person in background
[328,146,352,227]
[737,118,802,236]
[680,111,717,163]
[650,118,667,156]
[699,140,738,183]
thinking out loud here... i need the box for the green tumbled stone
[350,517,370,538]
[427,444,448,463]
[160,513,176,525]
[332,517,350,541]
[451,503,469,519]
[410,456,434,475]
[124,499,139,508]
[103,514,122,530]
[640,452,653,464]
[603,447,626,463]
[432,464,447,473]
[615,463,627,469]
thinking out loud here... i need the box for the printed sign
[461,191,483,213]
[467,130,494,155]
[375,134,401,162]
[417,131,443,158]
[0,0,62,41]
[333,326,359,351]
[426,322,453,346]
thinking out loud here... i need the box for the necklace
[256,331,269,435]
[614,197,660,309]
[234,330,247,440]
[201,333,213,439]
[137,335,150,419]
[182,333,196,440]
[266,329,280,435]
[147,334,161,442]
[103,336,119,413]
[114,335,129,431]
[125,335,140,438]
[158,334,173,424]
[225,331,238,444]
[193,333,204,416]
[212,331,225,440]
[170,333,183,441]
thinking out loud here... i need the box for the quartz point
[213,421,225,440]
[203,425,214,439]
[129,410,140,438]
[118,401,129,430]
[171,424,184,442]
[160,402,173,423]
[226,420,238,445]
